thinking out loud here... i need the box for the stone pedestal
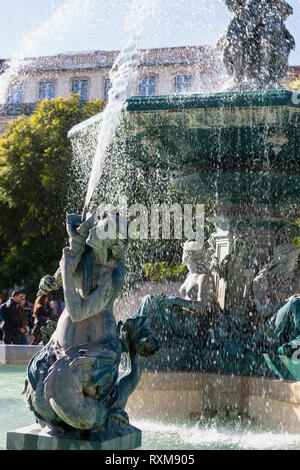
[0,345,42,365]
[208,203,288,315]
[6,423,141,450]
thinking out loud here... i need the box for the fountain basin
[0,345,42,365]
[123,90,300,207]
[127,370,300,435]
[69,89,300,207]
[2,365,300,449]
[263,354,300,381]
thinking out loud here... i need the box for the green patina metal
[6,424,141,451]
[22,213,159,447]
[174,172,300,205]
[263,353,300,381]
[123,90,300,207]
[68,90,300,206]
[125,89,299,111]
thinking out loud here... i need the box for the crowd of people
[0,291,64,345]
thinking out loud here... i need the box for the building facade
[0,45,298,135]
[0,45,218,135]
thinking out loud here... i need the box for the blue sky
[0,0,299,64]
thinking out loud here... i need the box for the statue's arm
[37,269,62,296]
[158,296,204,315]
[37,213,94,297]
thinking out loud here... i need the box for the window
[140,77,156,97]
[72,79,88,101]
[174,75,191,94]
[39,82,55,100]
[8,84,23,104]
[104,79,112,101]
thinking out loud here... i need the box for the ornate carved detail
[253,243,300,318]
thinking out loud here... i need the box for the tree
[0,95,105,297]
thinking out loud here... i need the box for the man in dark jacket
[0,295,6,341]
[2,290,24,344]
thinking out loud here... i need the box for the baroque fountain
[6,0,300,450]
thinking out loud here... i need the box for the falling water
[135,417,300,450]
[83,0,161,213]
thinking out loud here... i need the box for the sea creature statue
[213,234,262,318]
[253,243,300,354]
[23,212,159,436]
[222,0,295,89]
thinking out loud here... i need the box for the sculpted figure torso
[40,214,126,350]
[179,241,219,315]
[54,254,123,350]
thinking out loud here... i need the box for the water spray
[81,203,89,223]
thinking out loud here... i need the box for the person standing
[0,293,5,342]
[0,293,6,320]
[32,294,51,345]
[18,294,30,345]
[3,291,24,344]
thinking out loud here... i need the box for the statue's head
[182,240,210,273]
[119,312,160,358]
[225,0,244,12]
[225,0,293,18]
[269,0,293,20]
[86,213,129,264]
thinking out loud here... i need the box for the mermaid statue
[131,240,223,350]
[23,212,159,438]
[133,237,300,361]
[253,242,300,356]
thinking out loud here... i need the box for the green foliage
[0,95,105,297]
[142,261,187,282]
[281,203,300,247]
[294,215,300,247]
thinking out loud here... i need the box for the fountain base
[127,371,300,434]
[6,423,141,450]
